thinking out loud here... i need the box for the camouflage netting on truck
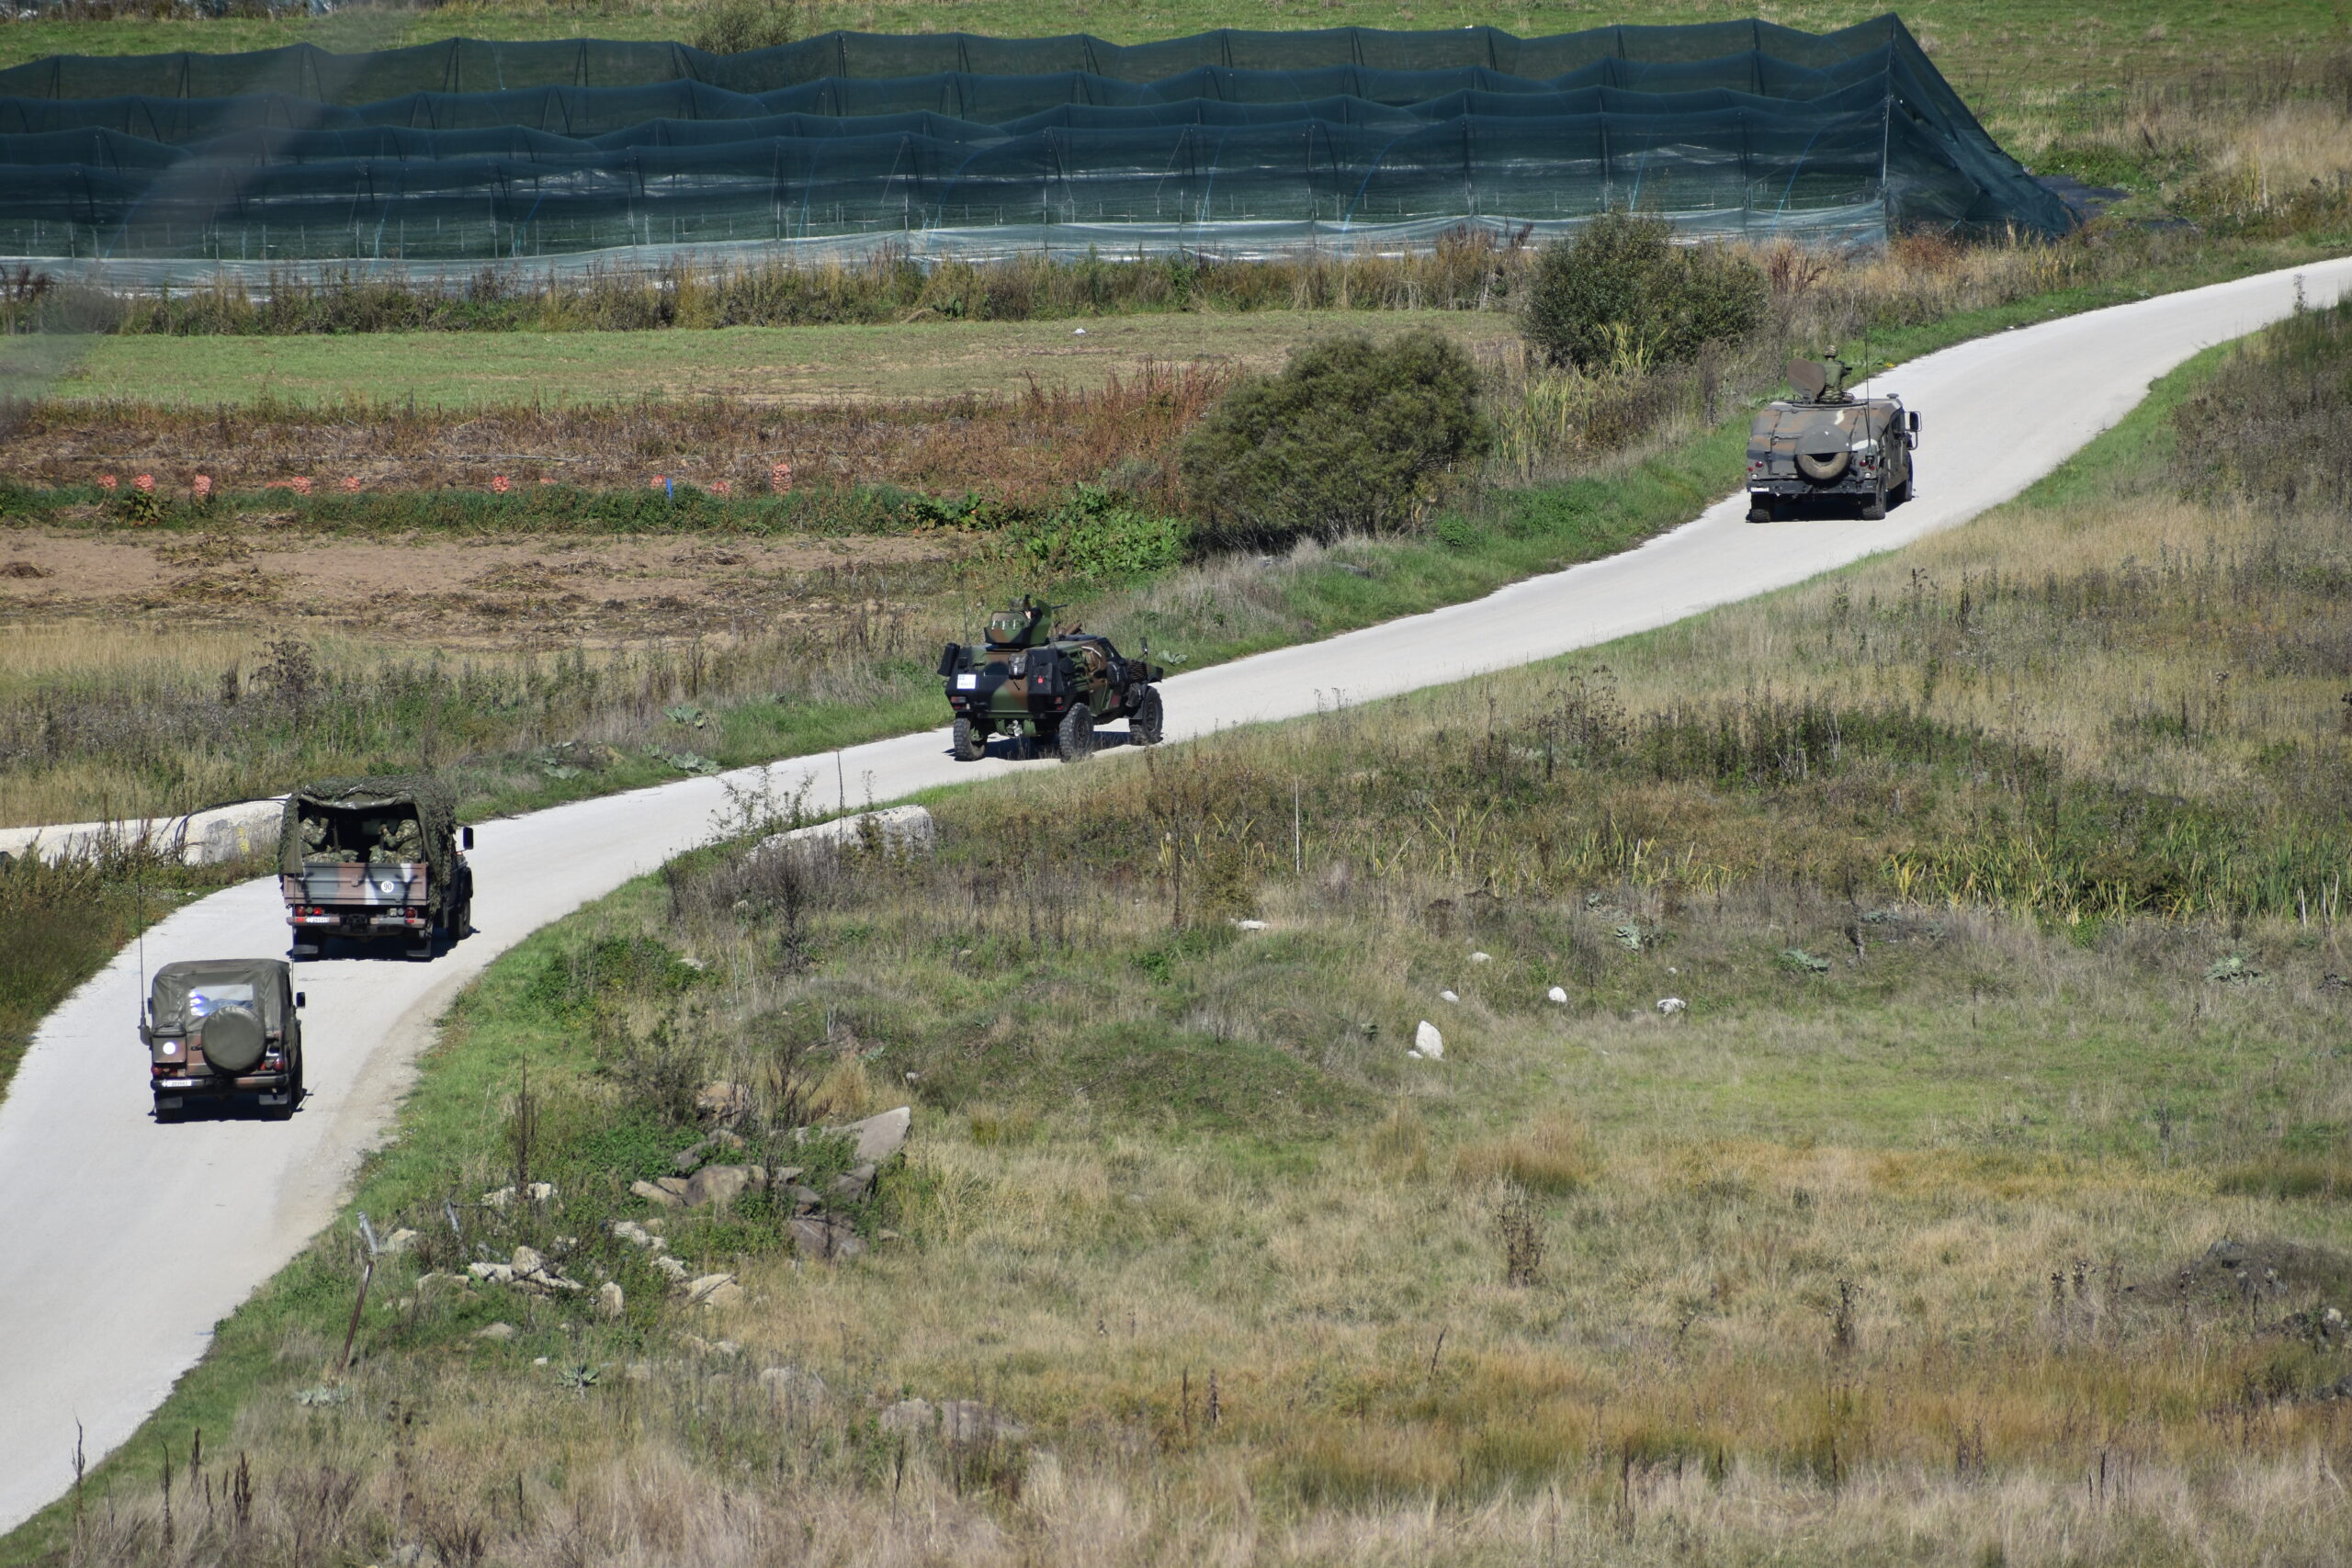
[278,774,459,888]
[0,14,2069,275]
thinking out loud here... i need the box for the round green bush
[1522,209,1766,374]
[1178,329,1491,548]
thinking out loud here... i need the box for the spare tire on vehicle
[1796,447,1850,482]
[199,1007,266,1074]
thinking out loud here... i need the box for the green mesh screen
[0,14,2068,276]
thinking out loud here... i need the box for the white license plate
[955,673,978,690]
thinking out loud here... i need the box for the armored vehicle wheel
[153,1095,184,1123]
[1131,687,1164,746]
[951,716,986,761]
[1860,482,1887,521]
[1747,503,1772,525]
[1057,705,1094,763]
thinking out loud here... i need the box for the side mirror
[295,991,307,1009]
[1907,411,1921,435]
[461,827,476,851]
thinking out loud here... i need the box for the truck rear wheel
[1057,705,1094,763]
[1861,482,1887,521]
[951,716,986,761]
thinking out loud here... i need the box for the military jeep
[936,598,1166,763]
[1747,356,1919,522]
[143,958,304,1121]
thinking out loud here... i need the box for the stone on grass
[826,1164,878,1206]
[790,1216,867,1262]
[595,1281,625,1321]
[653,1256,692,1282]
[1234,919,1269,931]
[379,1227,419,1256]
[630,1179,684,1209]
[1547,987,1569,1004]
[624,1362,655,1383]
[761,1365,828,1412]
[880,1398,935,1434]
[696,1081,752,1122]
[683,1163,764,1210]
[611,1220,664,1251]
[1439,989,1458,1003]
[680,1273,743,1308]
[1470,952,1492,964]
[468,1262,515,1285]
[835,1105,912,1165]
[1414,1021,1445,1060]
[940,1400,1030,1445]
[1657,998,1688,1016]
[476,1323,519,1343]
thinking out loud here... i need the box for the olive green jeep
[143,957,305,1122]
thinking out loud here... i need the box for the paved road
[3,256,2346,1536]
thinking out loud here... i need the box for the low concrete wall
[0,797,286,867]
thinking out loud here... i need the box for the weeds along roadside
[11,303,2352,1568]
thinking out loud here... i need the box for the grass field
[9,299,2350,1568]
[21,310,1522,407]
[2,0,2342,139]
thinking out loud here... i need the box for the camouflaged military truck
[143,957,304,1121]
[280,775,473,960]
[937,598,1165,763]
[1747,357,1919,522]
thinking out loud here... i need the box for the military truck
[279,775,474,960]
[143,957,304,1121]
[936,598,1165,763]
[1747,356,1919,522]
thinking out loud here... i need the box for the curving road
[3,257,2347,1536]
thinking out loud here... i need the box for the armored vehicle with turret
[143,957,305,1121]
[279,775,474,960]
[937,598,1165,763]
[1747,356,1919,522]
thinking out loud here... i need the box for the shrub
[1522,209,1766,373]
[690,0,807,54]
[1178,330,1491,548]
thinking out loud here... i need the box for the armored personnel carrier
[1747,356,1919,522]
[143,957,305,1121]
[937,598,1165,763]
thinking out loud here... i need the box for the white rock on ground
[1547,987,1569,1004]
[836,1105,911,1164]
[755,805,937,862]
[1470,952,1492,964]
[1414,1021,1444,1060]
[1657,998,1688,1015]
[594,1281,625,1321]
[1439,990,1459,1003]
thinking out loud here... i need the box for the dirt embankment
[0,527,956,648]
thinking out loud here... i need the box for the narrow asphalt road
[3,256,2346,1536]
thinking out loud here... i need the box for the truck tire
[1057,705,1094,763]
[1130,687,1164,746]
[1747,502,1772,524]
[1796,449,1850,483]
[265,1048,301,1120]
[951,716,986,761]
[1861,481,1887,521]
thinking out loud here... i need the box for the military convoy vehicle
[1747,356,1919,522]
[143,957,305,1120]
[937,598,1166,762]
[279,775,474,960]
